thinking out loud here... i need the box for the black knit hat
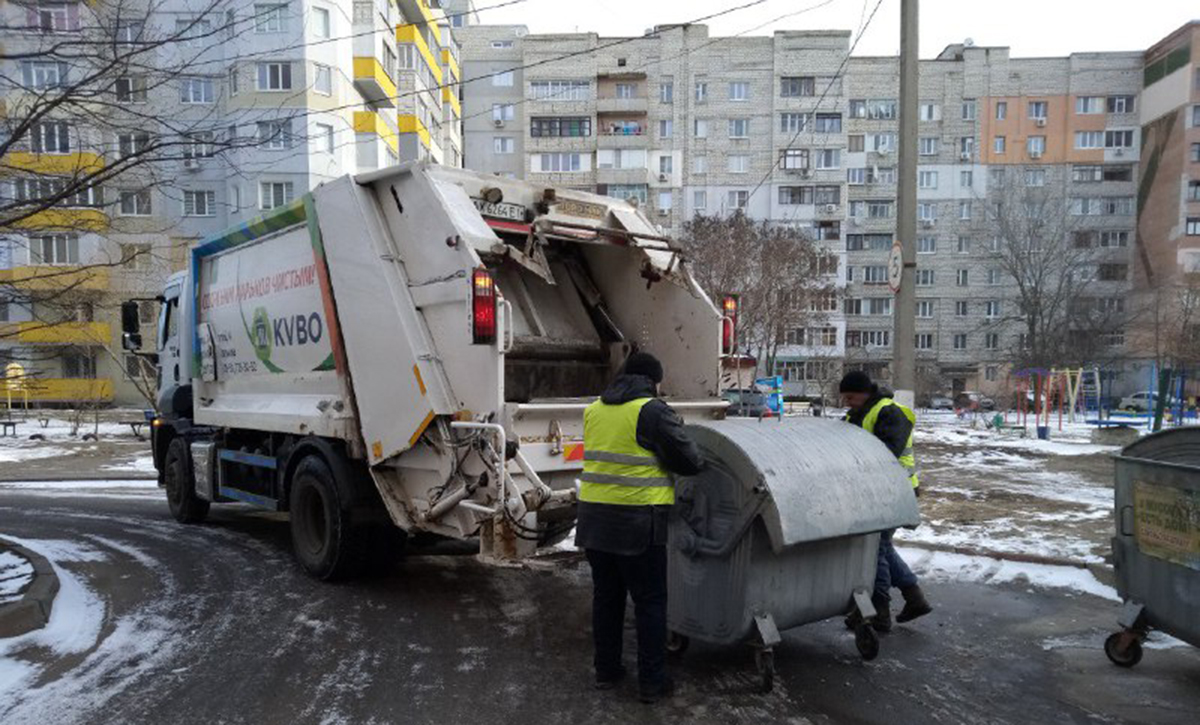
[623,352,664,383]
[839,370,874,394]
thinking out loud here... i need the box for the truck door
[157,283,184,415]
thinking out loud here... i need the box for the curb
[0,475,158,483]
[0,538,60,638]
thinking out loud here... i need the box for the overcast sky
[472,0,1197,58]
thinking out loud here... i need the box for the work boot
[896,585,933,623]
[594,665,627,691]
[639,677,675,704]
[871,602,893,633]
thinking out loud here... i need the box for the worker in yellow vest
[576,352,704,704]
[839,370,933,633]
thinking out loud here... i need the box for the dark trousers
[585,545,667,689]
[874,529,918,603]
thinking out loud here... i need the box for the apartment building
[457,21,1164,399]
[1,0,462,406]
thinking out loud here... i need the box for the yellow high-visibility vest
[579,397,674,506]
[859,398,920,489]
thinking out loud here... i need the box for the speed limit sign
[888,241,903,293]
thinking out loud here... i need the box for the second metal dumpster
[667,417,921,691]
[1106,428,1200,667]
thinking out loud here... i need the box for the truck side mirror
[121,300,141,335]
[122,332,143,351]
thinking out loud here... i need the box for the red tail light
[472,268,497,344]
[721,295,738,354]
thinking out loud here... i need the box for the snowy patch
[100,454,156,474]
[898,546,1118,601]
[0,549,34,603]
[0,445,71,464]
[0,480,159,500]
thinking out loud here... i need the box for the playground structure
[3,362,31,419]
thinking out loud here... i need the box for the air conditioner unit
[1035,118,1046,127]
[493,119,505,128]
[657,208,669,216]
[799,168,812,179]
[959,152,971,161]
[657,173,668,182]
[823,204,838,213]
[1029,150,1042,159]
[183,158,200,170]
[921,218,936,227]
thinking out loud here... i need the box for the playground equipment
[754,376,784,416]
[2,362,30,418]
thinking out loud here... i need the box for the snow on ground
[0,480,159,499]
[898,546,1117,601]
[0,549,35,603]
[0,445,72,464]
[100,454,156,474]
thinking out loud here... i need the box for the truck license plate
[472,198,526,222]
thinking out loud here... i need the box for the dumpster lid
[1120,428,1200,467]
[685,418,921,550]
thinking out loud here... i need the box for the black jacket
[845,389,913,459]
[575,374,705,555]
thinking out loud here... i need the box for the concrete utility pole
[892,0,918,407]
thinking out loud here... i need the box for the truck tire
[165,438,210,524]
[289,454,367,581]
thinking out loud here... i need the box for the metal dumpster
[1106,428,1200,667]
[667,417,921,691]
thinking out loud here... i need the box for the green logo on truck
[251,307,273,364]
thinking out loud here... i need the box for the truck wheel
[289,455,365,581]
[1104,632,1143,668]
[165,438,210,524]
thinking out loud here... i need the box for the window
[180,77,215,103]
[28,1,80,32]
[115,75,146,102]
[994,135,1006,153]
[1075,131,1104,149]
[728,118,750,138]
[779,187,813,205]
[781,77,815,97]
[917,237,936,254]
[846,330,890,348]
[1073,165,1102,182]
[260,181,293,209]
[693,190,707,209]
[1107,95,1134,114]
[1076,96,1103,114]
[985,333,999,350]
[987,268,1002,285]
[815,149,840,169]
[658,119,673,138]
[848,135,865,153]
[955,300,969,317]
[960,100,976,120]
[63,352,96,379]
[256,120,292,149]
[1103,166,1133,182]
[490,40,513,49]
[984,301,1001,319]
[31,121,70,153]
[915,334,934,350]
[847,168,865,185]
[814,186,840,205]
[1027,136,1045,156]
[919,137,938,155]
[597,149,646,169]
[918,170,937,189]
[995,101,1007,120]
[1188,181,1200,202]
[604,184,648,205]
[692,156,707,173]
[254,4,286,33]
[957,236,970,254]
[257,62,292,91]
[866,99,897,120]
[954,269,968,287]
[1105,130,1134,149]
[536,153,584,172]
[659,82,673,103]
[115,19,144,44]
[615,83,635,99]
[814,114,841,133]
[959,200,972,220]
[1103,197,1134,215]
[780,149,809,170]
[960,170,973,189]
[1187,218,1200,236]
[959,136,975,157]
[117,132,151,159]
[866,298,892,315]
[1100,231,1130,247]
[493,71,514,87]
[872,133,897,153]
[953,334,968,350]
[728,81,749,101]
[918,202,936,221]
[315,123,334,153]
[311,6,331,38]
[876,167,896,184]
[693,119,708,138]
[917,300,935,319]
[492,137,514,154]
[727,155,748,173]
[314,64,332,95]
[183,131,214,160]
[658,156,673,174]
[1028,101,1047,119]
[183,190,216,216]
[695,82,707,102]
[919,103,939,121]
[1193,143,1200,163]
[529,81,590,101]
[29,233,79,264]
[1025,168,1046,187]
[658,191,672,211]
[780,113,807,134]
[491,104,515,123]
[1098,264,1128,281]
[1193,105,1200,127]
[119,189,152,216]
[530,117,591,137]
[727,190,748,210]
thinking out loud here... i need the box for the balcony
[397,113,431,149]
[353,57,397,107]
[0,266,110,292]
[598,125,649,148]
[19,378,114,403]
[3,151,104,175]
[596,97,648,114]
[11,321,110,345]
[596,167,651,185]
[354,111,399,154]
[7,208,107,232]
[396,24,443,85]
[441,48,460,83]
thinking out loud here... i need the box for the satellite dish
[964,38,975,47]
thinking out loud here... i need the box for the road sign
[888,242,903,293]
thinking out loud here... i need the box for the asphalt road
[1,490,1198,725]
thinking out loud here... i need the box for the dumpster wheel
[854,623,881,661]
[666,631,690,657]
[1104,631,1143,668]
[754,648,775,693]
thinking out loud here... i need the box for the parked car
[723,388,772,418]
[1119,391,1179,413]
[929,396,955,410]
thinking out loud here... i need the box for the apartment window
[1025,168,1046,187]
[876,167,896,184]
[598,149,647,169]
[1188,181,1200,202]
[658,191,672,211]
[847,168,865,185]
[183,190,216,217]
[693,190,707,210]
[1192,143,1200,163]
[492,137,514,154]
[984,301,1002,319]
[956,170,973,190]
[917,300,935,319]
[22,60,68,90]
[956,236,970,254]
[953,334,968,350]
[604,184,648,205]
[866,298,892,315]
[1193,105,1200,127]
[919,103,939,121]
[955,300,969,317]
[659,82,673,103]
[780,113,807,134]
[959,136,975,157]
[728,190,748,210]
[919,137,938,155]
[1105,130,1134,149]
[1098,264,1128,281]
[29,233,79,264]
[728,81,749,101]
[315,123,334,153]
[1100,231,1130,247]
[180,77,215,103]
[918,202,936,221]
[848,135,865,153]
[1187,218,1200,236]
[862,266,888,285]
[529,81,589,101]
[985,333,999,350]
[961,100,977,120]
[695,82,708,102]
[994,136,1006,153]
[184,131,214,160]
[815,149,840,170]
[780,149,809,170]
[658,119,673,138]
[117,132,151,159]
[916,269,935,287]
[959,200,972,220]
[1103,197,1134,215]
[956,269,969,287]
[814,186,840,205]
[311,6,331,38]
[530,117,591,137]
[487,105,514,125]
[119,189,152,216]
[918,170,937,189]
[814,114,842,133]
[1027,136,1046,156]
[1075,131,1104,149]
[1107,95,1135,114]
[615,83,635,99]
[254,4,286,33]
[31,121,70,153]
[872,133,897,153]
[1104,166,1133,182]
[493,71,514,87]
[995,101,1007,120]
[781,76,815,97]
[779,187,813,205]
[314,64,332,95]
[689,118,708,139]
[1028,101,1047,119]
[727,155,749,173]
[28,1,80,32]
[115,75,147,102]
[260,181,294,209]
[489,39,513,48]
[987,268,1002,285]
[692,156,707,173]
[257,62,292,90]
[915,333,934,350]
[538,153,585,172]
[256,120,292,149]
[917,237,936,254]
[62,352,97,379]
[1076,96,1103,114]
[728,118,750,138]
[866,99,897,120]
[658,156,673,175]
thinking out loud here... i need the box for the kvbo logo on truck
[251,306,324,363]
